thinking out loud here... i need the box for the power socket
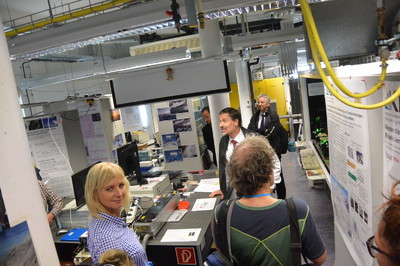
[253,71,264,81]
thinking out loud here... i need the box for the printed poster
[325,78,373,266]
[77,100,110,164]
[382,81,400,194]
[0,221,38,265]
[25,114,73,198]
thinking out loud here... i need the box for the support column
[199,19,230,166]
[0,19,59,265]
[235,60,253,127]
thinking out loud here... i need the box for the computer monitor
[117,142,147,186]
[71,161,100,209]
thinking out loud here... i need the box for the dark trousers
[276,153,286,199]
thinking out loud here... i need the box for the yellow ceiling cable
[299,0,400,109]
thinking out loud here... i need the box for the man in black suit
[201,106,217,167]
[248,94,286,199]
[209,107,252,199]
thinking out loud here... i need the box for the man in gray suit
[209,107,252,199]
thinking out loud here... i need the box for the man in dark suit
[201,106,217,167]
[247,94,287,199]
[209,107,251,199]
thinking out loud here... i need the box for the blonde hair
[99,249,136,266]
[85,162,131,219]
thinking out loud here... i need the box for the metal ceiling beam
[7,0,264,57]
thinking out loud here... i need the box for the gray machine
[134,192,180,237]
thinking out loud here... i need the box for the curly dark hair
[379,180,400,261]
[227,134,275,195]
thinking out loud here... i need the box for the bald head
[227,134,276,195]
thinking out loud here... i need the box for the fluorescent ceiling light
[106,47,191,74]
[19,47,191,90]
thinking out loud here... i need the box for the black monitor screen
[116,142,146,185]
[71,162,100,209]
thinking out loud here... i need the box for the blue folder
[60,228,87,241]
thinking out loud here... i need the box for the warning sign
[175,247,197,265]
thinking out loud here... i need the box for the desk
[57,171,219,266]
[146,192,216,266]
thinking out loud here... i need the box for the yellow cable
[299,0,388,99]
[304,14,400,109]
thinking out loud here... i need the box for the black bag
[201,150,212,170]
[205,200,236,266]
[278,123,289,154]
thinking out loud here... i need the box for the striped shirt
[87,213,148,266]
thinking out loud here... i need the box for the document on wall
[160,228,201,242]
[325,78,374,266]
[191,198,217,212]
[77,100,110,164]
[382,81,400,194]
[25,114,73,198]
[193,178,220,193]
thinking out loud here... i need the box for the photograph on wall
[111,109,121,122]
[162,133,180,148]
[157,107,176,121]
[91,113,101,122]
[27,119,44,131]
[179,145,197,158]
[114,133,124,148]
[173,118,192,132]
[0,221,38,266]
[165,150,184,163]
[169,99,189,114]
[42,116,58,128]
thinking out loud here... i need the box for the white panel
[111,59,229,107]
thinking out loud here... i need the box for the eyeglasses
[366,236,396,259]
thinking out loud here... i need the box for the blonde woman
[85,162,147,266]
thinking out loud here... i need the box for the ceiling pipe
[5,0,137,38]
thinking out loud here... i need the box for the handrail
[5,0,138,38]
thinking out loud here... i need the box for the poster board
[382,81,400,193]
[155,99,202,171]
[25,114,73,198]
[325,78,374,266]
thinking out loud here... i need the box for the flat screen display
[111,59,230,107]
[71,161,100,209]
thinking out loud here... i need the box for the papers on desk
[191,198,217,212]
[160,228,201,242]
[193,178,220,193]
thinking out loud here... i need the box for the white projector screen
[111,59,230,107]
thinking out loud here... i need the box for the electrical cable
[141,233,152,251]
[299,0,400,109]
[300,0,387,98]
[47,115,74,174]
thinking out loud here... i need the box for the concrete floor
[282,151,335,266]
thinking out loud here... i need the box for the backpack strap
[226,199,236,263]
[216,199,236,264]
[285,197,304,266]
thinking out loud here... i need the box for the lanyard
[242,193,272,198]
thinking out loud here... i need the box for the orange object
[178,201,190,210]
